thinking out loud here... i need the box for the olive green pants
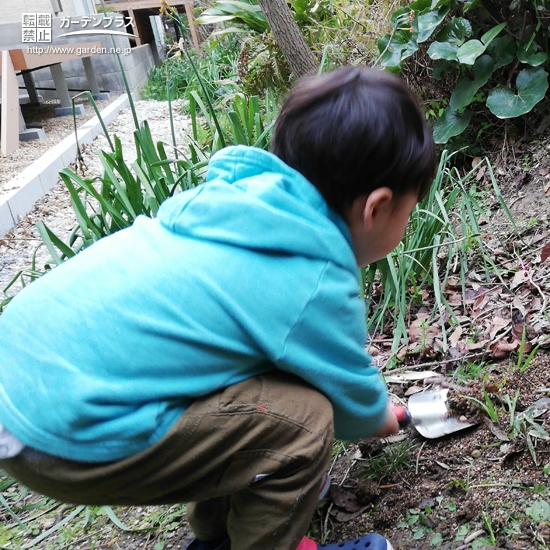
[0,372,334,550]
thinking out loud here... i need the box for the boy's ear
[361,187,394,230]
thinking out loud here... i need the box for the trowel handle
[392,404,412,428]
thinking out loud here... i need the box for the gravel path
[0,99,192,296]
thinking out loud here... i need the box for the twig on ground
[384,352,490,372]
[464,528,488,544]
[415,441,426,475]
[423,377,474,392]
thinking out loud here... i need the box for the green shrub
[378,0,550,144]
[142,37,242,104]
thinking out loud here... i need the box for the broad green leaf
[428,41,458,61]
[463,0,481,11]
[457,39,485,65]
[195,14,236,24]
[481,23,506,45]
[517,41,548,66]
[436,18,472,46]
[378,32,419,70]
[418,6,450,43]
[450,54,496,110]
[487,67,549,118]
[433,107,472,143]
[487,35,516,69]
[390,7,413,26]
[430,533,444,547]
[431,0,453,8]
[208,26,249,36]
[410,0,432,11]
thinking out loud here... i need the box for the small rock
[471,449,481,458]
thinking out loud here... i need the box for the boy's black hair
[271,66,437,218]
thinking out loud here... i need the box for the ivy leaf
[450,54,496,110]
[487,67,549,118]
[517,41,548,67]
[487,35,516,69]
[428,41,458,61]
[433,107,472,143]
[417,6,450,43]
[457,39,486,65]
[435,18,472,46]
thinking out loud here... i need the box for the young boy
[0,66,436,550]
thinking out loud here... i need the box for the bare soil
[0,103,549,550]
[324,353,550,550]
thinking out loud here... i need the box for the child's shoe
[185,533,393,550]
[184,537,230,550]
[297,533,393,550]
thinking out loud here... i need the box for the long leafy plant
[364,151,515,363]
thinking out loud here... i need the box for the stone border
[0,93,130,236]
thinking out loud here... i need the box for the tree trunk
[256,0,318,79]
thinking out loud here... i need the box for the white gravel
[0,99,192,297]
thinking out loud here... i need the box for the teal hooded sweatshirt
[0,146,388,462]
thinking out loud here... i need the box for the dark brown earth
[321,352,550,550]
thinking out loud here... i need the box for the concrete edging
[0,93,130,237]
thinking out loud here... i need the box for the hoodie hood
[158,146,356,270]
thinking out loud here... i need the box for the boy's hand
[372,403,400,438]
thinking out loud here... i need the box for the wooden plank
[1,50,21,157]
[128,9,142,46]
[184,0,201,55]
[104,0,185,10]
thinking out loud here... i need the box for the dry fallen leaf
[488,316,510,340]
[490,339,518,358]
[472,157,483,169]
[449,326,463,346]
[541,241,550,263]
[476,165,487,181]
[512,295,528,316]
[510,269,529,289]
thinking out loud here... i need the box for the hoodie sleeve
[276,261,388,441]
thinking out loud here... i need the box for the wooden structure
[0,42,102,157]
[103,0,200,53]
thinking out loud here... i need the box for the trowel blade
[407,388,477,439]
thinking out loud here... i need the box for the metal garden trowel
[406,388,478,439]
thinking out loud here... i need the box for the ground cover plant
[1,0,550,548]
[378,0,550,146]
